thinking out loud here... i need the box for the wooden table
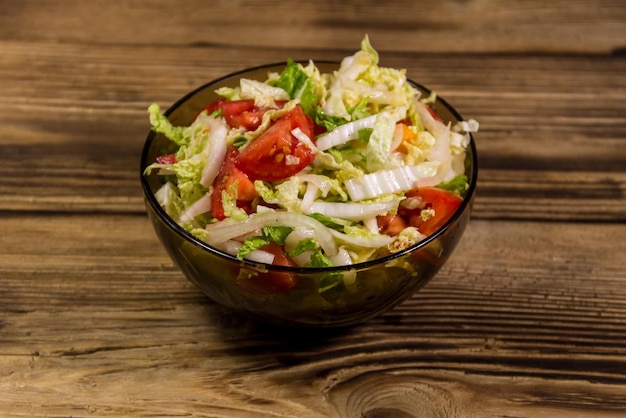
[1,1,625,416]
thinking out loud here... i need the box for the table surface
[1,1,625,417]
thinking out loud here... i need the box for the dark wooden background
[1,1,625,416]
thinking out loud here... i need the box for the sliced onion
[284,228,317,267]
[390,123,405,152]
[290,250,313,267]
[218,240,275,264]
[363,217,379,234]
[285,154,301,166]
[205,211,338,256]
[291,127,318,153]
[301,183,319,212]
[199,115,228,188]
[329,229,394,248]
[415,100,452,184]
[179,192,212,224]
[303,200,399,222]
[296,173,333,196]
[316,113,380,151]
[284,228,317,253]
[328,246,353,267]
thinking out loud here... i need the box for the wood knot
[327,372,463,418]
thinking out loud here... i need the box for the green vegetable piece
[236,236,272,260]
[357,127,374,143]
[308,251,344,294]
[313,107,349,132]
[262,226,293,245]
[286,238,318,257]
[436,175,469,197]
[270,58,318,116]
[236,226,294,260]
[148,103,190,147]
[232,136,247,149]
[307,213,351,231]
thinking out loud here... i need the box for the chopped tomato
[398,187,462,236]
[219,99,263,131]
[197,99,288,131]
[377,215,408,237]
[234,105,316,182]
[155,154,177,165]
[197,99,261,130]
[195,98,224,119]
[210,146,258,220]
[236,242,298,294]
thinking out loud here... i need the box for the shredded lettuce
[145,35,477,280]
[269,58,321,117]
[154,182,184,221]
[148,103,191,147]
[254,176,304,213]
[221,183,248,222]
[286,237,318,257]
[364,111,398,172]
[308,250,345,295]
[388,227,426,253]
[239,78,290,108]
[237,226,294,260]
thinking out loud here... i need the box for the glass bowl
[140,62,478,327]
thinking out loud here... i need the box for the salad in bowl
[141,36,478,326]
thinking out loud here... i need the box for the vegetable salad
[145,36,478,278]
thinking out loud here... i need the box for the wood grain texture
[1,42,624,219]
[2,215,626,416]
[1,1,625,416]
[1,0,625,54]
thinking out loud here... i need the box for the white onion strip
[199,115,228,188]
[303,199,400,221]
[328,246,353,267]
[315,113,380,151]
[301,183,319,212]
[329,229,394,248]
[291,127,318,153]
[218,240,276,264]
[179,192,212,224]
[415,100,452,185]
[205,211,338,256]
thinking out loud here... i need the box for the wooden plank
[1,214,626,416]
[1,42,624,220]
[0,0,625,54]
[475,169,626,221]
[2,1,625,416]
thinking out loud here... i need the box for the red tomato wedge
[197,98,224,117]
[155,154,177,165]
[210,146,258,221]
[376,215,408,237]
[219,99,263,131]
[197,99,288,131]
[234,105,316,182]
[236,242,298,294]
[398,187,462,236]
